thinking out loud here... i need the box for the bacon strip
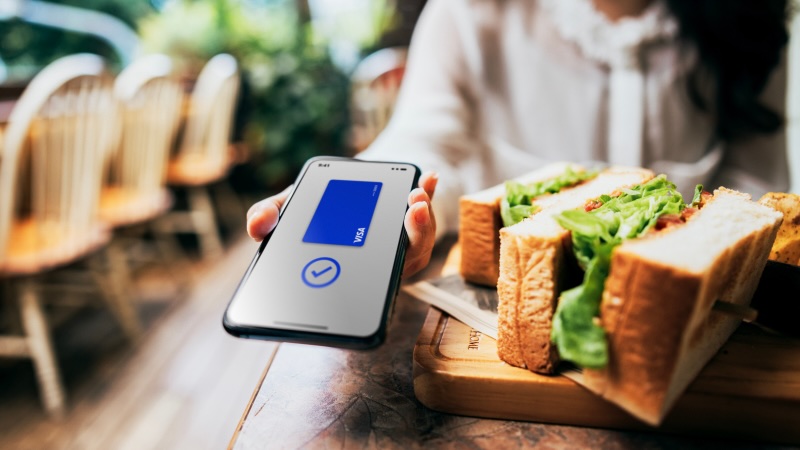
[651,191,711,233]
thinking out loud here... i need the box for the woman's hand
[401,172,438,277]
[246,172,439,278]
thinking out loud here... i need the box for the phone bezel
[222,156,421,349]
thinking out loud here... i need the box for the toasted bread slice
[758,192,800,265]
[459,163,575,287]
[496,167,654,371]
[582,188,783,425]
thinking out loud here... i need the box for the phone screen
[224,158,419,344]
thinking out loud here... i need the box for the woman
[249,0,791,276]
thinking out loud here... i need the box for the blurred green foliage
[0,0,153,77]
[140,0,352,190]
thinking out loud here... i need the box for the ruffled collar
[539,0,678,68]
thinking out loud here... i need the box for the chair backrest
[111,53,183,198]
[350,47,407,152]
[0,53,115,262]
[178,53,239,170]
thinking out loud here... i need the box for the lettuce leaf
[691,184,704,207]
[501,199,538,229]
[550,243,613,369]
[500,166,598,227]
[551,175,686,369]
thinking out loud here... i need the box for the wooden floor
[0,233,274,450]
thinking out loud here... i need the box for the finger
[409,187,436,232]
[417,173,438,233]
[419,172,438,200]
[403,200,435,277]
[246,186,291,241]
[408,187,430,206]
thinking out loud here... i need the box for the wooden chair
[161,53,240,259]
[350,47,407,152]
[97,54,188,297]
[0,53,139,418]
[100,53,183,227]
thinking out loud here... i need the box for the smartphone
[223,156,421,349]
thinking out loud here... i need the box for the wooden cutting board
[413,307,800,444]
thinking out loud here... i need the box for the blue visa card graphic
[303,179,382,247]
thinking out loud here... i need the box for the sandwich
[497,175,783,425]
[495,166,655,370]
[459,163,635,286]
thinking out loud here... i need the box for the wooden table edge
[228,344,281,450]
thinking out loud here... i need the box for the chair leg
[0,279,20,333]
[18,279,66,419]
[151,214,192,263]
[141,221,194,299]
[89,247,143,343]
[213,179,246,234]
[188,186,224,260]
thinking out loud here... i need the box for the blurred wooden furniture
[0,54,138,418]
[98,54,188,296]
[100,53,183,227]
[350,47,407,152]
[161,53,240,260]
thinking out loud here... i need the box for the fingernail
[247,201,265,221]
[414,202,430,226]
[246,208,256,221]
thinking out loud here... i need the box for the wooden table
[229,236,787,449]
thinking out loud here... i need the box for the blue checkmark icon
[302,257,341,288]
[311,266,333,278]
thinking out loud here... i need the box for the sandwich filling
[501,166,598,227]
[551,176,705,369]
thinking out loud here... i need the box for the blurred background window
[307,0,401,71]
[0,0,149,81]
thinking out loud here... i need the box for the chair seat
[99,186,173,227]
[0,218,110,276]
[167,154,231,186]
[167,151,233,186]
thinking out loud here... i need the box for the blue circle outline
[301,257,341,288]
